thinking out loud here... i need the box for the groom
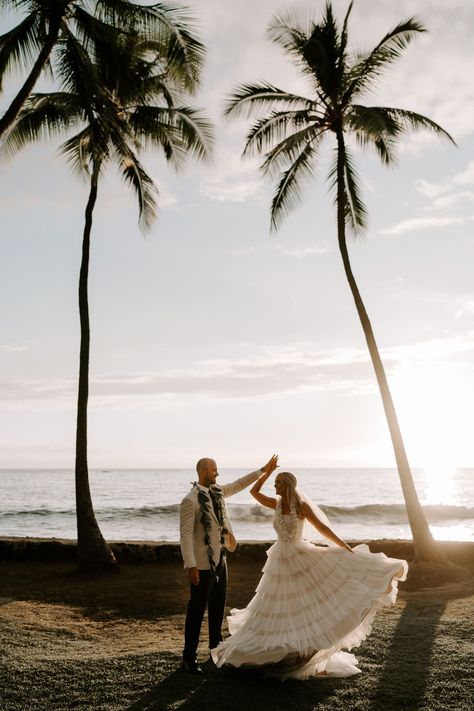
[179,455,278,673]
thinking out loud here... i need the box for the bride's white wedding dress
[211,500,408,680]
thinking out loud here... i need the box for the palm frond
[60,125,95,177]
[339,0,354,64]
[95,0,205,92]
[262,124,324,179]
[269,3,342,96]
[130,71,178,107]
[72,5,126,59]
[304,1,341,95]
[129,104,187,167]
[1,91,83,161]
[243,109,316,159]
[347,104,401,164]
[328,146,367,235]
[130,104,214,167]
[225,82,313,118]
[344,148,367,234]
[55,27,97,101]
[94,0,164,29]
[114,144,158,232]
[166,105,214,164]
[344,18,426,102]
[270,141,316,232]
[380,107,456,145]
[348,104,401,135]
[56,27,121,156]
[0,11,41,90]
[356,130,398,165]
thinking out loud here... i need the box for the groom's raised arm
[220,470,261,499]
[220,455,279,498]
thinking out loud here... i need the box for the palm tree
[226,1,455,562]
[2,23,213,569]
[0,0,203,138]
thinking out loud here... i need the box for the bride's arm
[250,456,278,509]
[301,502,353,552]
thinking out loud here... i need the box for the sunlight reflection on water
[422,464,458,505]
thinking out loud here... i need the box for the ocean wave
[321,504,474,525]
[1,503,474,525]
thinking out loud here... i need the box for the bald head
[196,458,218,487]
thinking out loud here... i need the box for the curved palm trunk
[0,16,62,139]
[335,130,441,562]
[75,161,118,570]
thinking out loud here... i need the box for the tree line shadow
[125,575,474,711]
[368,578,474,711]
[125,657,341,711]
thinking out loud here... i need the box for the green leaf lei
[193,482,226,575]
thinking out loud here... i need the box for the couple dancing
[179,455,407,679]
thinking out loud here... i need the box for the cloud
[198,143,266,203]
[200,174,265,203]
[416,161,474,206]
[0,345,28,353]
[455,300,474,320]
[430,191,474,210]
[383,333,474,362]
[396,160,474,232]
[415,179,450,199]
[0,379,76,401]
[4,334,474,405]
[0,344,373,404]
[274,245,330,258]
[452,161,474,187]
[230,244,330,258]
[381,216,466,236]
[0,341,35,353]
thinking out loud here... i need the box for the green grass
[0,560,473,711]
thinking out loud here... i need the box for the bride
[211,459,408,679]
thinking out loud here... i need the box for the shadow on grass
[368,597,444,711]
[126,656,342,711]
[0,561,189,621]
[369,579,474,711]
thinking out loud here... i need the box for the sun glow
[390,358,471,498]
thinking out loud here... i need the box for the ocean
[0,468,473,543]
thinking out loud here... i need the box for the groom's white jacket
[179,470,261,570]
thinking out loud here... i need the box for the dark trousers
[183,556,227,661]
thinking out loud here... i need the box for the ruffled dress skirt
[211,539,408,680]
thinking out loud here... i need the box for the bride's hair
[278,472,304,516]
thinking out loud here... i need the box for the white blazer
[179,470,261,570]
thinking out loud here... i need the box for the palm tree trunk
[75,161,118,570]
[0,15,63,139]
[335,129,442,562]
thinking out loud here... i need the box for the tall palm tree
[2,24,213,569]
[226,1,455,562]
[0,0,203,138]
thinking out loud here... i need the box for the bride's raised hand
[261,454,279,475]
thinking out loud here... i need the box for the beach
[1,538,473,711]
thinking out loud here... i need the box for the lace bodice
[273,500,305,542]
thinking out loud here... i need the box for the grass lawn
[0,546,473,711]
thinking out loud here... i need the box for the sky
[0,0,473,470]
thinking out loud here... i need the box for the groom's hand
[187,567,200,586]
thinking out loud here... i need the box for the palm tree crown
[0,0,206,137]
[2,23,213,226]
[226,1,454,231]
